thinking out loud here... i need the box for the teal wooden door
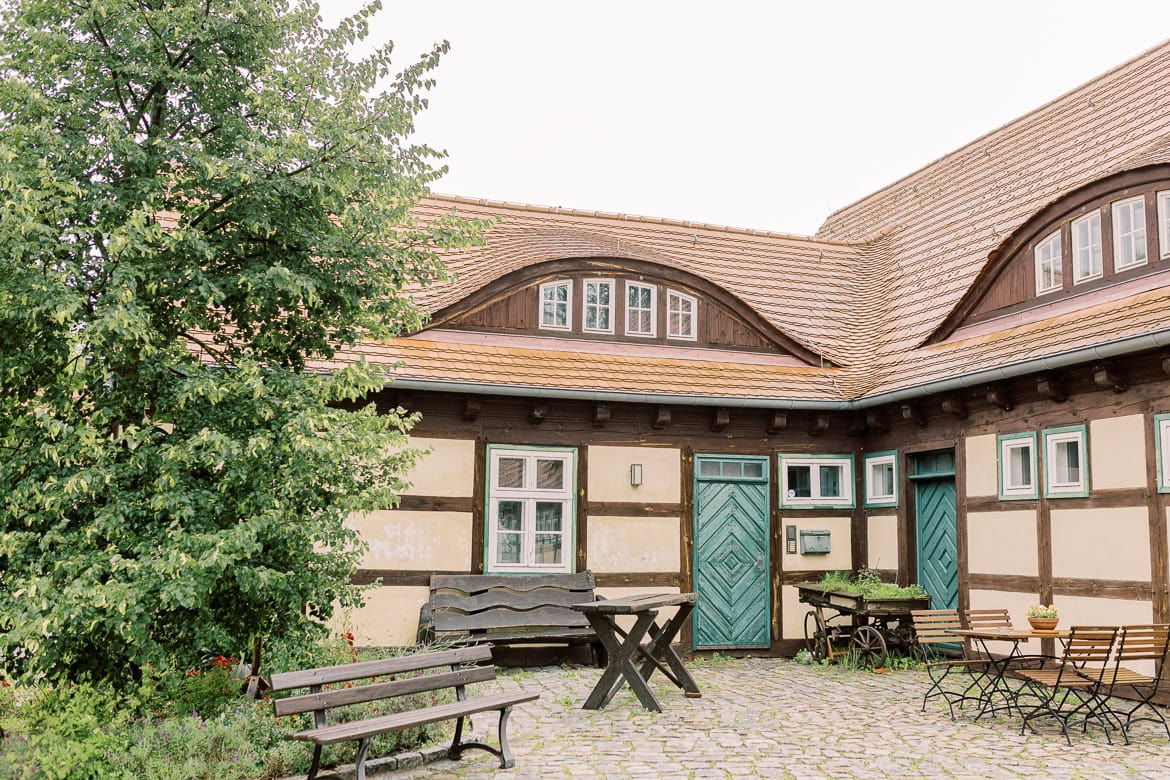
[912,450,958,611]
[693,455,770,649]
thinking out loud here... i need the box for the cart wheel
[803,610,827,661]
[850,625,887,668]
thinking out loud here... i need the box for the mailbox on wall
[799,529,831,554]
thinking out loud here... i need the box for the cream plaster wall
[401,437,476,497]
[1090,415,1146,490]
[587,446,681,503]
[965,434,998,497]
[781,516,852,572]
[967,588,1040,657]
[343,586,430,647]
[587,515,680,573]
[348,510,471,570]
[967,510,1038,576]
[596,586,682,631]
[866,514,898,571]
[1051,506,1150,581]
[1058,595,1156,675]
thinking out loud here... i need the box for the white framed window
[538,280,572,331]
[864,451,897,507]
[1156,414,1170,494]
[1043,425,1089,498]
[486,447,575,573]
[1034,230,1063,294]
[582,278,614,334]
[1158,190,1170,261]
[779,455,854,508]
[1071,211,1102,283]
[625,282,656,337]
[998,432,1038,500]
[1112,196,1147,271]
[666,289,697,341]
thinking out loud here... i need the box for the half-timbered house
[255,42,1170,654]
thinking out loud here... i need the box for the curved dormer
[423,257,827,364]
[929,165,1170,343]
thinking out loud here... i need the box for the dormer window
[582,278,614,334]
[539,280,572,331]
[626,282,656,337]
[666,290,697,341]
[1071,212,1102,283]
[1112,196,1147,270]
[1034,230,1062,295]
[1158,190,1170,261]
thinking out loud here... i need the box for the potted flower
[1025,604,1059,631]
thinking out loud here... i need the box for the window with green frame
[485,446,575,573]
[779,454,854,508]
[864,451,898,507]
[1043,425,1089,498]
[1155,413,1170,494]
[998,431,1038,500]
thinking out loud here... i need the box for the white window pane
[535,502,563,532]
[1158,191,1170,260]
[542,300,556,323]
[819,465,842,497]
[497,500,523,530]
[744,462,764,478]
[723,461,742,477]
[586,284,598,305]
[533,534,562,564]
[700,460,720,476]
[1008,445,1031,488]
[497,533,521,564]
[497,458,524,488]
[669,311,680,333]
[585,307,597,330]
[598,284,610,305]
[881,464,894,496]
[787,465,811,497]
[1054,440,1080,484]
[536,459,564,490]
[555,303,567,327]
[597,308,609,330]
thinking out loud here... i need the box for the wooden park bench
[421,572,605,666]
[266,645,538,780]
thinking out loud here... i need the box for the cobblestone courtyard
[376,657,1169,780]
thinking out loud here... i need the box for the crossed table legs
[580,603,701,712]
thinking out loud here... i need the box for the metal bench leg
[496,705,516,769]
[448,715,467,760]
[306,744,323,780]
[354,737,372,780]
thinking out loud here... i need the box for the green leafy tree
[0,0,481,686]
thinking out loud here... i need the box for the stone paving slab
[372,658,1169,779]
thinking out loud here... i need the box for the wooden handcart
[797,583,931,667]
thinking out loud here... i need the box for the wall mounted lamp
[629,463,643,487]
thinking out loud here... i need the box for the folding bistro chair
[1016,626,1119,745]
[1095,624,1170,743]
[911,609,992,719]
[963,607,1051,669]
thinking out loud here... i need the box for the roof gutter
[386,328,1170,410]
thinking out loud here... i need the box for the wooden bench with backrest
[266,645,538,780]
[423,572,605,666]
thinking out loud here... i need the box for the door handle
[756,553,764,572]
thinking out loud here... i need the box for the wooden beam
[808,413,831,436]
[529,401,547,425]
[1092,361,1127,393]
[592,402,611,427]
[1037,372,1067,402]
[462,396,481,421]
[901,402,927,428]
[865,409,888,433]
[653,406,672,429]
[766,411,788,435]
[985,383,1013,411]
[847,412,867,437]
[941,395,967,420]
[711,407,730,432]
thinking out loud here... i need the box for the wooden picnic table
[572,592,702,712]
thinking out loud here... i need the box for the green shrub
[816,569,927,599]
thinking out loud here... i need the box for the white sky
[322,1,1170,236]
